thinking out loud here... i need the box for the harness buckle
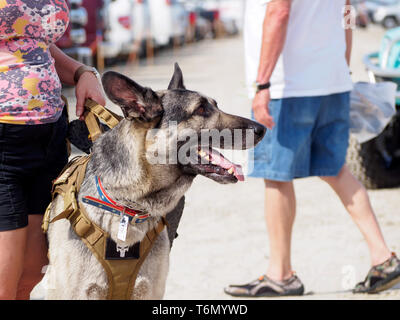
[69,190,79,217]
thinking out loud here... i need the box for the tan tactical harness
[42,99,166,300]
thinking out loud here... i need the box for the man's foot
[224,273,304,297]
[353,252,400,294]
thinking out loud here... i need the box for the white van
[132,0,151,44]
[148,0,173,47]
[171,0,189,43]
[102,0,135,58]
[132,0,187,52]
[202,0,244,34]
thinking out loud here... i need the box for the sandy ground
[31,25,400,300]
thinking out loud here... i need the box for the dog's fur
[45,64,265,299]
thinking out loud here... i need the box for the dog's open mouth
[182,146,244,184]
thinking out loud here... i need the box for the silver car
[371,0,400,28]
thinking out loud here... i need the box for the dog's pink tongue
[206,149,245,181]
[232,164,244,182]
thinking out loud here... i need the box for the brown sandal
[353,253,400,294]
[224,273,304,297]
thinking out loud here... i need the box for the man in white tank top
[224,0,400,297]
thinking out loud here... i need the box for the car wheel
[382,16,398,29]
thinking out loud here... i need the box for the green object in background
[379,27,400,69]
[378,27,400,104]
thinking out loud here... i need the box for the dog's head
[102,63,265,185]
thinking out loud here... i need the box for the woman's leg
[16,215,48,300]
[0,227,27,299]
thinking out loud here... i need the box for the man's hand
[252,89,275,129]
[251,0,290,130]
[75,72,106,120]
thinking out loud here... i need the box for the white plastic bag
[350,82,397,144]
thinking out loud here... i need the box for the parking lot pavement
[32,26,400,300]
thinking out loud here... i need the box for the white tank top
[244,0,353,99]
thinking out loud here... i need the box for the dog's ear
[102,71,163,121]
[168,63,186,90]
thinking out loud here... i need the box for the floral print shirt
[0,0,69,124]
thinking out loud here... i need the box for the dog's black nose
[250,122,266,138]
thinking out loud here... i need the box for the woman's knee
[0,227,27,299]
[0,287,18,300]
[0,271,43,300]
[16,270,45,299]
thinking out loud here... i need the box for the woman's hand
[252,89,275,129]
[75,72,106,120]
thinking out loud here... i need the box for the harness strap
[104,218,166,300]
[84,111,102,142]
[42,156,91,234]
[43,154,167,299]
[58,202,166,299]
[85,99,122,127]
[43,100,167,299]
[84,99,122,142]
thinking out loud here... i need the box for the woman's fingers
[89,91,106,106]
[75,90,85,118]
[75,72,106,119]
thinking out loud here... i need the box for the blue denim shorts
[248,92,350,181]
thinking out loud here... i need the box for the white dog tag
[117,213,129,242]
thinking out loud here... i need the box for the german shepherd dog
[45,64,265,299]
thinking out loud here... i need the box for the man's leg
[16,215,48,300]
[264,179,296,281]
[321,165,392,266]
[224,178,303,297]
[0,227,27,299]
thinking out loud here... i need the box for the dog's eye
[194,105,207,116]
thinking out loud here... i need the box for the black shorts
[0,109,69,231]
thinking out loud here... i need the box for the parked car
[182,0,214,40]
[58,0,238,65]
[359,0,400,23]
[373,1,400,28]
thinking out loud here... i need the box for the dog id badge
[117,212,129,242]
[105,238,140,260]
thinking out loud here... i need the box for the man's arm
[252,0,291,129]
[345,0,353,66]
[256,0,291,84]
